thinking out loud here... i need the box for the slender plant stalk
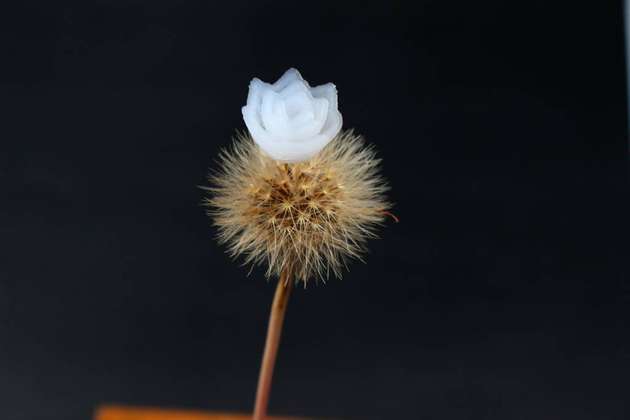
[253,268,293,420]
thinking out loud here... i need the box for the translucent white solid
[241,68,343,162]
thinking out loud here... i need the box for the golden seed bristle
[204,130,391,285]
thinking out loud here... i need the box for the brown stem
[253,268,293,420]
[382,210,400,223]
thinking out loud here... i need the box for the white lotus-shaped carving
[241,68,343,162]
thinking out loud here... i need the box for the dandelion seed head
[205,130,390,286]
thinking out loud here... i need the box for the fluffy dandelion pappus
[203,68,392,420]
[207,130,390,285]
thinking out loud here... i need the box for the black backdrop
[1,1,629,419]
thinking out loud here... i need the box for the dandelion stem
[253,268,293,420]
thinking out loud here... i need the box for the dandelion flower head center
[248,162,342,236]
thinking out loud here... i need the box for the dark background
[1,1,629,419]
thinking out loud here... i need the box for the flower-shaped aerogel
[206,68,391,285]
[242,68,342,162]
